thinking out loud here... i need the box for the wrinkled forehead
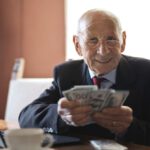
[77,11,122,35]
[80,20,118,35]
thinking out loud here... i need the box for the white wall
[65,0,150,60]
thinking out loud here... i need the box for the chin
[94,64,116,75]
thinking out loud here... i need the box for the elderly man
[19,9,150,146]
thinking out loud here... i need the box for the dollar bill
[63,85,129,111]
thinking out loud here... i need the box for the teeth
[95,58,111,63]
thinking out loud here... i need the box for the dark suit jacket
[19,55,150,146]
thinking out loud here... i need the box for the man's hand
[57,97,93,126]
[92,106,133,134]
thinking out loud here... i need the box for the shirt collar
[89,68,116,84]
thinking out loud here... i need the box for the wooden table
[0,120,19,131]
[1,120,150,150]
[50,142,150,150]
[1,143,150,150]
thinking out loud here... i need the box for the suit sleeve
[18,67,72,134]
[115,117,150,146]
[115,85,150,145]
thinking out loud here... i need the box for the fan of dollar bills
[63,85,129,112]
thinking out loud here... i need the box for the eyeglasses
[81,37,120,49]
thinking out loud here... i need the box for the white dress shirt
[88,68,116,89]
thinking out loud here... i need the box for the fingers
[100,106,133,124]
[92,106,133,134]
[57,97,93,126]
[62,113,92,126]
[58,97,133,131]
[92,117,129,134]
[58,97,92,115]
[102,106,133,116]
[58,97,80,109]
[93,112,132,125]
[58,97,80,115]
[60,109,92,126]
[109,121,130,134]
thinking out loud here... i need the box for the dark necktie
[92,76,103,88]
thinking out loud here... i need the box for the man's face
[75,18,126,75]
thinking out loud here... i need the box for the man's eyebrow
[106,36,116,40]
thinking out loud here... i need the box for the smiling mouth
[95,57,112,64]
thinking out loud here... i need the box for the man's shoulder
[55,59,85,69]
[122,55,150,66]
[53,59,87,83]
[121,55,150,76]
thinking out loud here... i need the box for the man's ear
[121,31,126,52]
[73,35,83,56]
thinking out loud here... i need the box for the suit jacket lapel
[79,56,137,89]
[81,62,93,85]
[114,55,136,90]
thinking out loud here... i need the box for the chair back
[5,78,53,122]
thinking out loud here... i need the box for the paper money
[90,139,128,150]
[63,85,129,111]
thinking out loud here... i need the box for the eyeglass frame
[78,35,121,49]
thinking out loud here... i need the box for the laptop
[43,134,81,147]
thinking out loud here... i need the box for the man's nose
[96,42,109,55]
